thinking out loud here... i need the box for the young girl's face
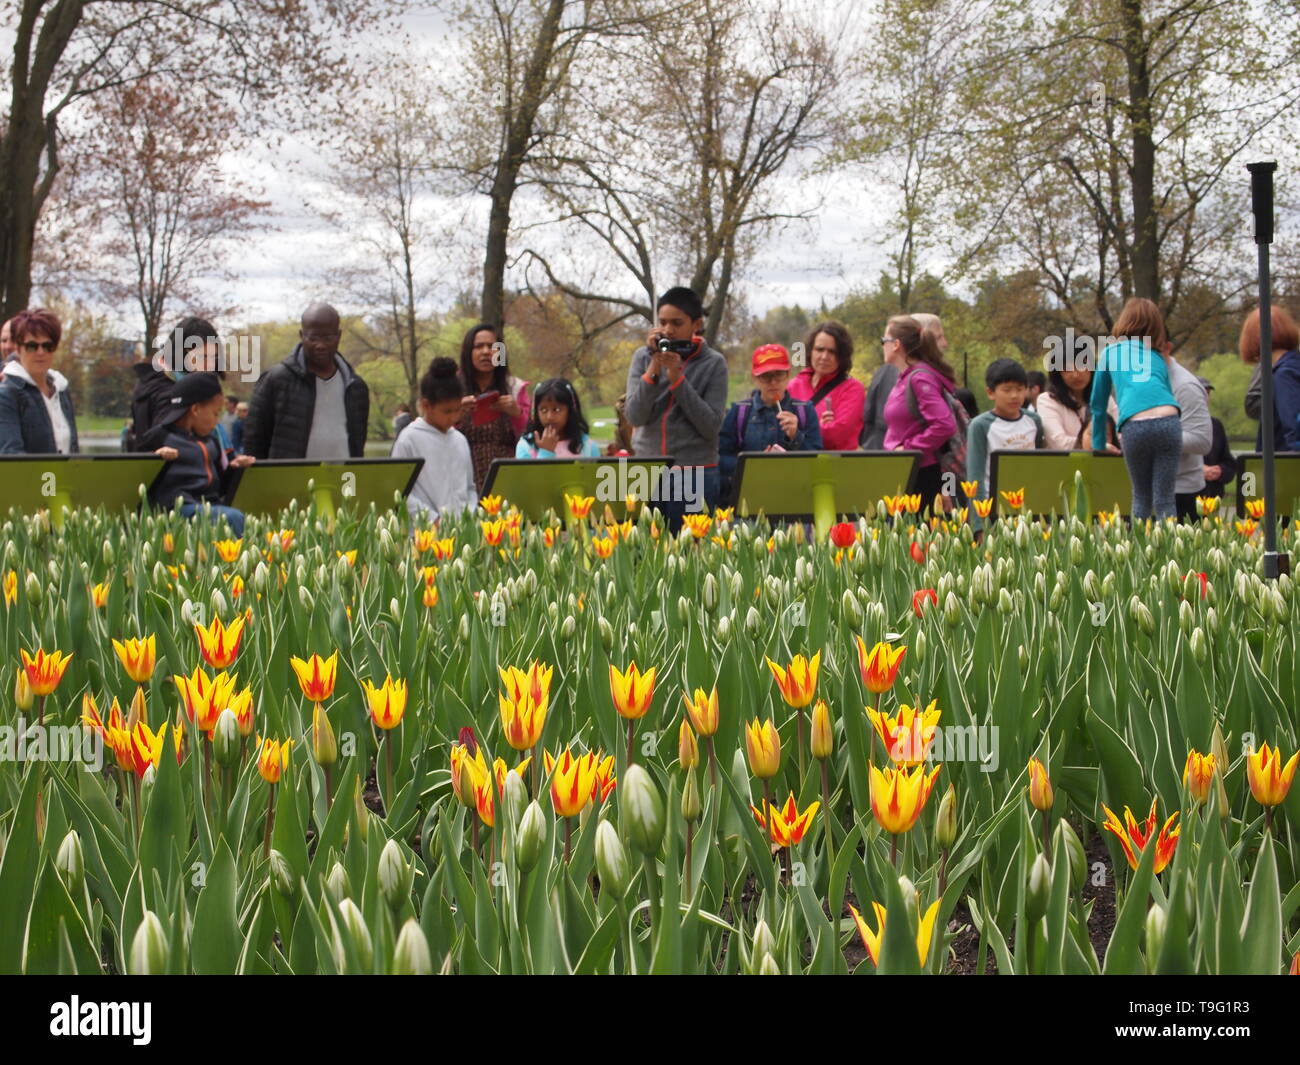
[421,396,463,432]
[536,397,570,433]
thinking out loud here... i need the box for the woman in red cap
[718,343,823,505]
[786,320,864,451]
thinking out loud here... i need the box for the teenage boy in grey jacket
[624,287,729,530]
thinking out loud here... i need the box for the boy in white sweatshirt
[391,357,478,524]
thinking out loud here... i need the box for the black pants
[1175,491,1202,522]
[913,463,943,517]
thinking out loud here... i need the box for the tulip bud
[379,839,413,910]
[129,911,169,975]
[14,667,33,712]
[678,720,699,769]
[943,591,962,627]
[269,849,297,899]
[1205,604,1221,637]
[25,570,42,607]
[326,861,349,902]
[598,616,614,651]
[681,768,702,823]
[1178,598,1194,635]
[1189,627,1208,665]
[334,897,374,973]
[392,918,433,975]
[934,783,957,850]
[702,573,718,614]
[55,829,84,894]
[560,614,577,640]
[1144,904,1166,973]
[621,764,664,854]
[1026,852,1051,922]
[730,569,745,600]
[1082,569,1101,602]
[516,801,546,873]
[312,704,337,767]
[457,613,470,642]
[211,709,240,767]
[997,588,1014,616]
[252,560,269,593]
[757,952,781,975]
[745,605,762,637]
[914,628,928,665]
[1057,819,1087,891]
[1018,643,1029,672]
[810,700,833,760]
[751,919,777,968]
[502,770,528,827]
[840,588,863,629]
[140,763,156,804]
[869,538,883,567]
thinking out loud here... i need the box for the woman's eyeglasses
[880,336,897,346]
[21,340,56,353]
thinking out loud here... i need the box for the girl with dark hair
[455,322,531,493]
[880,314,959,511]
[787,319,865,450]
[127,315,224,452]
[392,356,477,524]
[516,378,601,458]
[0,307,78,454]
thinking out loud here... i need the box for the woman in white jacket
[1037,365,1119,451]
[391,357,478,524]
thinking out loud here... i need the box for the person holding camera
[623,287,729,532]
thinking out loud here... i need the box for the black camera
[656,337,694,356]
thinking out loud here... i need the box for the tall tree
[0,0,397,318]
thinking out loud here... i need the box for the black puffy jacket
[127,362,178,452]
[148,426,233,509]
[242,344,370,459]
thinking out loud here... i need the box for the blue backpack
[734,399,809,448]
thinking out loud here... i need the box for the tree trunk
[1120,0,1158,302]
[481,186,514,328]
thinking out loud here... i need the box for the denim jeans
[1120,415,1182,520]
[179,502,246,537]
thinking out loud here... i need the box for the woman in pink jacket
[786,320,865,451]
[881,314,959,511]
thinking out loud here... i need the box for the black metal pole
[1248,161,1288,578]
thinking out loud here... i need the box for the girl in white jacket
[391,357,478,524]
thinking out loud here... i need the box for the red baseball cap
[752,344,791,375]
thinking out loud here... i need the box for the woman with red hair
[0,307,78,454]
[1239,305,1300,451]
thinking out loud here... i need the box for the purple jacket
[882,363,957,466]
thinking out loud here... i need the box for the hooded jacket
[242,344,370,459]
[0,360,79,454]
[882,363,957,466]
[148,424,234,510]
[127,361,178,451]
[623,339,729,467]
[390,416,477,523]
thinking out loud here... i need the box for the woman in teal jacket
[1089,299,1182,520]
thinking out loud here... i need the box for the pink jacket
[786,369,866,451]
[882,364,957,466]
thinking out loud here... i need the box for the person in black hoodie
[1197,375,1236,499]
[148,373,255,534]
[127,316,223,452]
[242,302,369,459]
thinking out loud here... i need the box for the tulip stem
[38,694,46,730]
[471,817,480,857]
[820,758,834,865]
[642,854,660,933]
[1265,806,1274,835]
[626,719,636,766]
[263,783,275,859]
[1041,811,1050,855]
[889,833,898,867]
[797,708,806,777]
[707,737,717,789]
[384,733,395,818]
[762,780,773,847]
[685,822,694,898]
[564,817,572,863]
[938,847,949,897]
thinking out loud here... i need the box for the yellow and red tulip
[854,637,906,695]
[765,652,820,709]
[450,741,489,805]
[173,667,237,734]
[112,636,157,684]
[214,538,242,563]
[194,615,245,670]
[90,581,109,608]
[972,497,994,518]
[751,793,821,848]
[363,675,408,730]
[592,534,615,558]
[1245,743,1298,807]
[480,494,503,516]
[290,651,338,703]
[869,763,941,835]
[849,898,940,967]
[564,493,595,520]
[610,661,656,720]
[2,569,16,607]
[810,699,833,760]
[868,700,940,766]
[682,513,713,539]
[959,480,978,499]
[1100,799,1180,874]
[21,647,73,696]
[1182,749,1216,805]
[499,661,553,751]
[745,718,781,779]
[1027,757,1053,811]
[256,737,293,783]
[550,747,598,818]
[1245,498,1265,519]
[1195,496,1220,517]
[679,720,699,769]
[683,686,720,736]
[999,487,1025,510]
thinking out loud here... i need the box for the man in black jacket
[1198,376,1237,499]
[243,303,369,459]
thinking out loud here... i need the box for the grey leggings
[1121,414,1182,519]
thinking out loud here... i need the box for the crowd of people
[1,288,1298,535]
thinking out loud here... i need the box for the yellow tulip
[112,636,157,684]
[1245,743,1298,807]
[610,661,656,720]
[869,763,941,835]
[745,718,781,779]
[682,686,720,736]
[765,652,820,709]
[1027,757,1054,812]
[363,675,408,730]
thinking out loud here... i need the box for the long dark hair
[1045,367,1092,414]
[886,315,956,382]
[458,322,507,396]
[524,378,589,453]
